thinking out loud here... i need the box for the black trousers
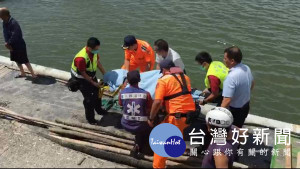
[78,77,104,122]
[134,128,152,155]
[212,94,223,106]
[229,102,250,128]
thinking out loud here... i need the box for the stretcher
[100,69,204,111]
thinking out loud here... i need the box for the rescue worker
[119,70,153,157]
[202,107,239,168]
[121,35,155,72]
[148,60,196,168]
[71,37,107,124]
[195,52,228,106]
[154,39,185,72]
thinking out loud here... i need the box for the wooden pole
[42,133,153,168]
[44,133,194,168]
[49,127,133,150]
[0,108,211,165]
[0,107,248,168]
[55,119,134,140]
[48,128,198,167]
[0,107,134,145]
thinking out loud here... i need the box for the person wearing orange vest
[148,60,196,168]
[121,35,155,72]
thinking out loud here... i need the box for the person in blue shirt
[221,46,254,128]
[0,8,36,78]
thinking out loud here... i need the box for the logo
[127,102,140,115]
[149,123,186,157]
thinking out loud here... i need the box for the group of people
[69,35,254,168]
[1,8,254,169]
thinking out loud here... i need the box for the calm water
[0,0,299,124]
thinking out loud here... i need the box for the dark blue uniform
[119,86,153,154]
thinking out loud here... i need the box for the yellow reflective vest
[71,47,98,78]
[204,61,228,89]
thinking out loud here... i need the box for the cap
[122,35,137,49]
[159,59,175,73]
[205,107,233,128]
[127,70,140,85]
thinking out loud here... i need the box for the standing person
[202,107,238,168]
[148,60,196,168]
[154,39,185,72]
[71,37,107,124]
[121,35,155,73]
[119,70,153,157]
[0,8,36,78]
[221,46,254,128]
[195,51,228,106]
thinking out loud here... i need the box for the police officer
[71,37,107,124]
[119,70,153,157]
[195,52,228,106]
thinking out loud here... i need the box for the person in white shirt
[153,39,185,72]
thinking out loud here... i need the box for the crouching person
[118,70,153,157]
[202,107,239,168]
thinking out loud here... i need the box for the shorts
[10,47,29,64]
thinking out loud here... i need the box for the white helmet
[205,107,233,128]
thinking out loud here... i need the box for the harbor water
[0,0,299,124]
